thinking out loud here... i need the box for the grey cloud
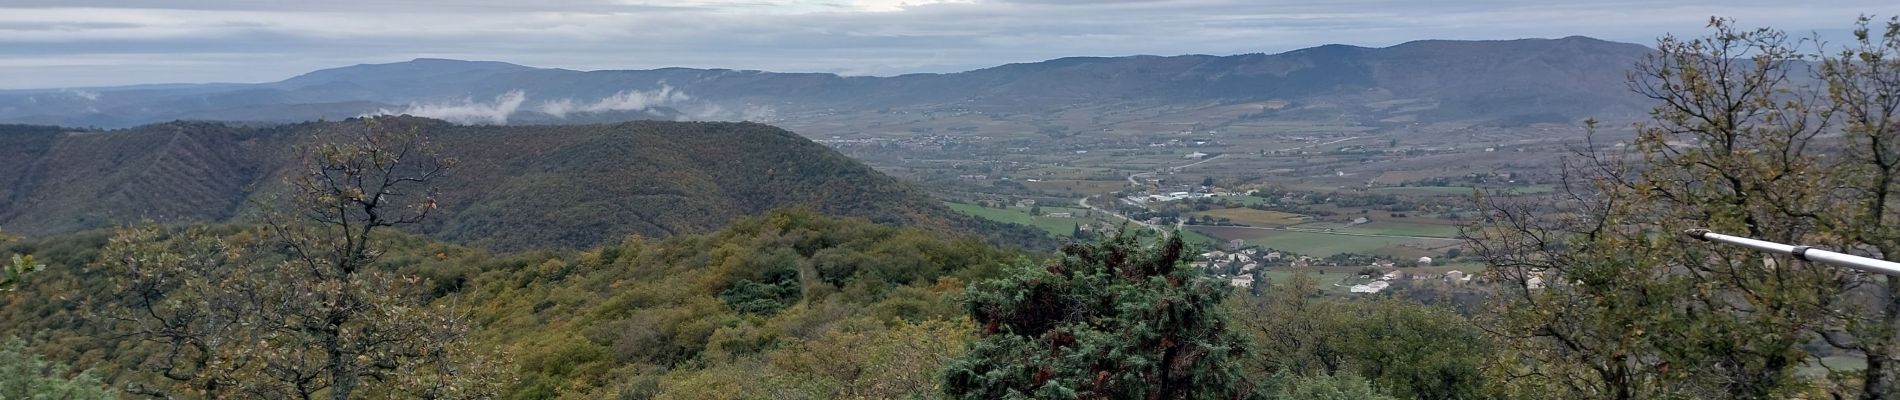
[0,0,704,13]
[0,21,144,30]
[0,0,1895,88]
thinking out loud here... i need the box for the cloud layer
[375,90,528,125]
[370,85,771,124]
[536,85,690,118]
[1,0,1895,89]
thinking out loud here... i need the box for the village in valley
[792,101,1591,302]
[1191,245,1474,293]
[648,40,1667,309]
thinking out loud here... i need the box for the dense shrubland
[4,212,1492,399]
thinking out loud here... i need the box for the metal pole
[1682,229,1900,277]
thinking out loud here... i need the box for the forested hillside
[0,114,1488,399]
[0,117,1051,250]
[0,210,1490,399]
[0,211,1018,398]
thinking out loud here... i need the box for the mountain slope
[0,36,1654,128]
[0,118,1051,250]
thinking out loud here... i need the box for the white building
[1350,281,1391,294]
[1418,256,1434,265]
[1230,275,1256,288]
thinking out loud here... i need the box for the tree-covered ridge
[0,120,1495,398]
[3,209,1492,399]
[0,117,1053,251]
[0,209,1027,398]
[453,209,1023,398]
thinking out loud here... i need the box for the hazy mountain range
[0,117,1053,250]
[0,36,1655,129]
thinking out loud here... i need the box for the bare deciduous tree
[1474,16,1900,400]
[98,117,509,399]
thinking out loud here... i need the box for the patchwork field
[1370,186,1482,195]
[1194,208,1307,227]
[1192,226,1460,257]
[1338,221,1462,237]
[1369,184,1556,196]
[1023,179,1130,195]
[1221,195,1271,206]
[1175,228,1218,246]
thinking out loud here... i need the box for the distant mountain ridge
[0,36,1655,128]
[0,117,1053,250]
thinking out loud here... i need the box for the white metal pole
[1683,229,1900,277]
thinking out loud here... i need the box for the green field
[1195,207,1306,227]
[1339,221,1461,238]
[1370,186,1482,195]
[1506,184,1557,194]
[946,202,1099,238]
[1249,231,1413,256]
[1177,228,1217,246]
[1224,195,1271,206]
[1370,185,1554,195]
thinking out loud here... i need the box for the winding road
[1093,135,1400,239]
[1308,136,1365,148]
[1104,153,1235,232]
[1126,153,1228,186]
[1078,196,1158,231]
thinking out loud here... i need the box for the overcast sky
[0,0,1894,89]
